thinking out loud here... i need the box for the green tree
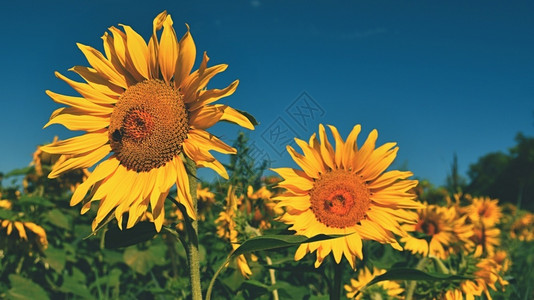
[466,133,534,211]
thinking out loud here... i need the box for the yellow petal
[271,168,314,191]
[46,90,115,112]
[189,80,239,111]
[175,157,196,219]
[187,129,236,154]
[14,222,27,240]
[40,131,108,155]
[54,71,118,105]
[318,124,335,170]
[218,105,255,130]
[70,66,124,95]
[174,24,196,87]
[158,15,178,84]
[343,124,361,169]
[287,145,320,179]
[121,24,150,79]
[77,43,128,88]
[44,110,110,132]
[360,146,398,182]
[353,129,378,173]
[48,145,111,178]
[71,157,120,206]
[327,125,345,167]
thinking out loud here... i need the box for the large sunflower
[273,124,422,268]
[41,11,254,232]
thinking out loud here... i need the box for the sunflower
[273,124,421,268]
[510,212,534,241]
[451,257,508,300]
[344,266,404,299]
[470,222,500,256]
[215,186,256,278]
[467,196,502,227]
[41,11,254,232]
[401,205,469,259]
[0,219,48,249]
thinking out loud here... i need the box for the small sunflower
[0,220,48,249]
[344,266,404,299]
[510,212,534,241]
[401,205,463,259]
[273,124,421,268]
[215,186,256,278]
[41,11,254,232]
[467,196,502,227]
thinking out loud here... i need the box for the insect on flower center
[109,79,189,172]
[309,169,371,228]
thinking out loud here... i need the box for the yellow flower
[344,266,404,299]
[440,255,507,300]
[197,184,216,221]
[510,212,534,241]
[41,11,254,232]
[401,205,463,259]
[0,220,48,249]
[470,222,500,257]
[467,196,502,227]
[215,186,256,278]
[273,124,421,268]
[0,200,12,210]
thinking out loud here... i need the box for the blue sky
[1,0,533,186]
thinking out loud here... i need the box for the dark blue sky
[1,0,533,186]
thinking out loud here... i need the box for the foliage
[466,133,534,211]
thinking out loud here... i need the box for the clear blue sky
[1,0,533,186]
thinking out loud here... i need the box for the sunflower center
[418,220,439,236]
[309,169,371,228]
[109,79,189,172]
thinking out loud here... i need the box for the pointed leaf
[104,221,158,248]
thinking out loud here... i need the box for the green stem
[406,256,429,300]
[331,260,343,300]
[185,157,202,300]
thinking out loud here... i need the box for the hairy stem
[186,157,202,300]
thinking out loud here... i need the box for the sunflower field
[1,11,533,300]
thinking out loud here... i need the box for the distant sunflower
[344,266,404,299]
[447,256,508,300]
[215,186,256,278]
[273,124,421,268]
[401,205,467,259]
[510,212,534,241]
[0,219,48,249]
[41,11,254,232]
[467,196,502,227]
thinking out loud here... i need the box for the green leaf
[206,234,345,300]
[231,234,346,258]
[104,221,158,248]
[44,209,71,230]
[0,209,16,219]
[18,195,55,208]
[59,268,90,299]
[366,268,473,287]
[5,167,33,177]
[123,243,167,275]
[44,246,67,273]
[7,274,49,300]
